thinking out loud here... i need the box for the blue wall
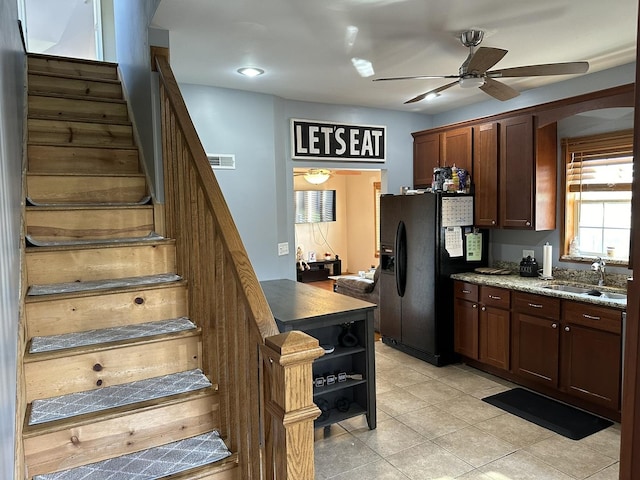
[180,83,432,279]
[112,0,161,195]
[181,62,635,280]
[0,0,25,475]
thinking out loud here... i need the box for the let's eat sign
[291,119,386,162]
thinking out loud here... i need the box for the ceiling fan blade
[405,80,459,104]
[373,74,459,82]
[479,77,520,101]
[488,61,589,78]
[466,47,508,74]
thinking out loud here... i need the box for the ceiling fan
[373,29,589,104]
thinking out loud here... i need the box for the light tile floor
[314,339,620,480]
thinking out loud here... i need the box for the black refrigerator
[379,193,488,366]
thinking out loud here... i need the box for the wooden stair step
[29,316,196,354]
[25,395,224,479]
[27,368,209,426]
[27,272,181,297]
[28,144,140,174]
[25,204,154,242]
[28,54,119,81]
[31,431,232,480]
[28,94,130,124]
[24,328,202,403]
[26,241,177,286]
[25,280,188,339]
[26,230,159,247]
[28,72,123,100]
[26,172,148,205]
[28,117,134,147]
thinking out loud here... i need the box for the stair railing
[153,54,323,479]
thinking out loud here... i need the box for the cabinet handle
[462,289,471,294]
[488,295,502,300]
[525,221,531,226]
[472,304,478,309]
[583,314,601,321]
[528,303,543,309]
[481,306,486,311]
[565,326,571,332]
[491,220,496,225]
[552,323,558,329]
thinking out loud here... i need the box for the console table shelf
[260,279,376,430]
[296,258,342,283]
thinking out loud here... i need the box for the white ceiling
[152,0,638,114]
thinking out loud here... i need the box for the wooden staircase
[20,54,238,479]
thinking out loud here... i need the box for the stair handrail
[153,53,322,479]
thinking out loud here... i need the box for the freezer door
[400,194,437,353]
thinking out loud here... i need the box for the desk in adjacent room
[260,279,376,429]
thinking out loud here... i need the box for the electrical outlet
[523,249,535,259]
[278,242,289,256]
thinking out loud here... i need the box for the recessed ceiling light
[237,67,265,78]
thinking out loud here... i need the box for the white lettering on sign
[290,119,386,162]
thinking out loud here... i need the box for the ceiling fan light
[304,169,331,185]
[459,76,486,88]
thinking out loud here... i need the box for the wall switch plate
[278,242,289,256]
[523,249,535,259]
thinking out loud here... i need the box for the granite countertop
[450,272,627,310]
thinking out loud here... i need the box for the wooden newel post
[261,330,325,480]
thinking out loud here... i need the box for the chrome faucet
[591,257,606,286]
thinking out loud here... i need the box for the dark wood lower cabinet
[479,304,510,370]
[454,284,623,419]
[512,311,560,387]
[561,301,622,411]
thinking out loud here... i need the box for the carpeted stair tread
[29,317,196,354]
[27,273,181,296]
[26,195,152,208]
[29,369,211,426]
[26,230,161,247]
[32,430,231,480]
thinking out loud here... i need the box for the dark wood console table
[260,279,376,429]
[296,258,342,283]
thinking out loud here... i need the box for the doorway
[293,168,382,275]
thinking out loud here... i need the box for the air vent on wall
[207,153,236,170]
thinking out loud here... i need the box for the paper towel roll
[542,243,553,278]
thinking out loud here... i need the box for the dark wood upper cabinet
[443,126,472,174]
[413,132,440,188]
[495,114,556,230]
[473,122,499,227]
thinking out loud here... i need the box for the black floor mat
[482,388,613,440]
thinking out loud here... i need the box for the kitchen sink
[542,283,627,301]
[543,284,593,294]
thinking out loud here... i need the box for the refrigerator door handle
[396,220,407,297]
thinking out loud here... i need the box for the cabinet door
[561,322,621,410]
[499,115,534,228]
[512,311,560,387]
[413,132,440,188]
[454,297,478,359]
[479,305,510,370]
[473,122,499,227]
[443,127,472,173]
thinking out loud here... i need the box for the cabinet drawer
[512,292,560,320]
[454,281,478,301]
[562,301,622,334]
[480,286,510,309]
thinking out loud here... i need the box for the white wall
[0,0,25,476]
